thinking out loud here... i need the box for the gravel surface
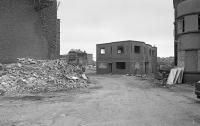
[0,74,200,126]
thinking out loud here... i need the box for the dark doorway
[145,62,149,74]
[116,62,126,69]
[108,63,112,73]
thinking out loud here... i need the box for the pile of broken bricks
[0,58,89,96]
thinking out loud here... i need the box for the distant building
[173,0,200,82]
[157,57,174,72]
[87,54,94,65]
[68,49,87,66]
[96,40,157,74]
[0,0,60,63]
[60,54,69,61]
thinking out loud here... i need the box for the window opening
[100,48,105,54]
[134,46,140,53]
[117,46,124,54]
[116,62,126,69]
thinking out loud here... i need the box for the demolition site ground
[0,70,200,126]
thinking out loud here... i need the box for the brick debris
[0,58,89,96]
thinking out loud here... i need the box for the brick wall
[96,41,157,74]
[56,19,60,58]
[177,51,185,67]
[0,0,59,63]
[39,0,59,59]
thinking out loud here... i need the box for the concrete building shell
[96,40,157,75]
[174,0,200,82]
[0,0,60,63]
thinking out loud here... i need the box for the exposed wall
[96,43,113,74]
[111,42,131,62]
[175,0,200,71]
[174,0,200,82]
[178,33,200,50]
[87,54,94,65]
[96,41,157,75]
[112,62,132,74]
[56,19,60,58]
[177,51,185,67]
[39,0,59,59]
[0,0,59,63]
[130,42,157,74]
[177,0,200,17]
[96,62,111,74]
[151,47,158,74]
[130,42,146,74]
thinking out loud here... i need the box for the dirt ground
[0,72,200,126]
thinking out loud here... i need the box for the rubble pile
[0,58,89,96]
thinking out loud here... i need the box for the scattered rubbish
[0,58,89,96]
[81,74,88,80]
[167,67,184,85]
[71,76,79,80]
[122,68,183,88]
[155,71,169,86]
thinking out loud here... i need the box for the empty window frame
[116,62,126,69]
[134,46,140,53]
[149,49,151,56]
[117,46,124,54]
[100,48,105,54]
[152,50,155,56]
[177,17,185,33]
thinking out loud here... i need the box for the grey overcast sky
[58,0,174,58]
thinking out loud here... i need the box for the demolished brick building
[0,0,60,63]
[96,40,157,74]
[68,49,88,66]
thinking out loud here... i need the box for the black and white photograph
[0,0,200,126]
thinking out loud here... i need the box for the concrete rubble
[0,58,89,96]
